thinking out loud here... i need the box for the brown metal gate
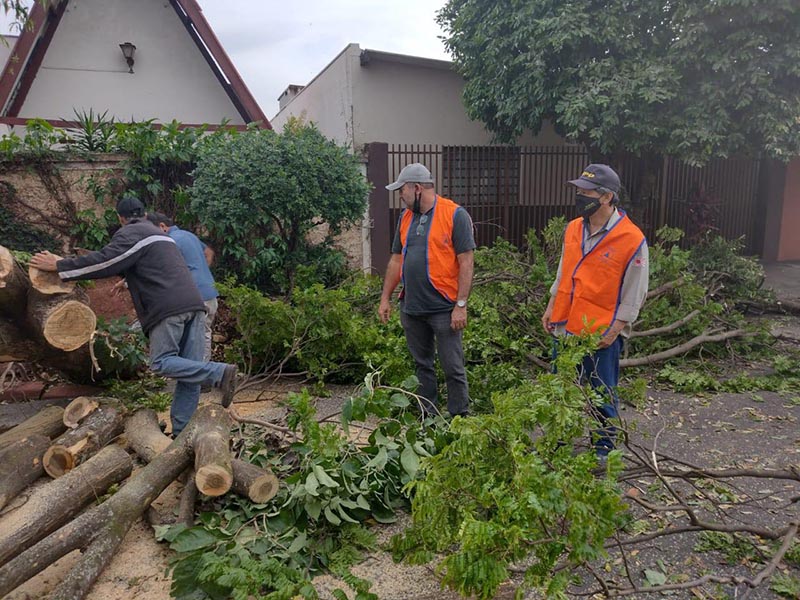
[366,143,762,275]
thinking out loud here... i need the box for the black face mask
[576,193,602,218]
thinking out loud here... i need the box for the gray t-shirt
[391,199,476,315]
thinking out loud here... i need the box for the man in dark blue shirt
[147,213,218,362]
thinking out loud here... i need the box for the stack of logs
[0,244,99,381]
[0,399,279,600]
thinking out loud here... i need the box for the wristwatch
[456,299,467,308]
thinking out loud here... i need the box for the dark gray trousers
[400,310,469,417]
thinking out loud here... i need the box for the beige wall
[272,43,567,149]
[271,46,355,144]
[17,0,244,125]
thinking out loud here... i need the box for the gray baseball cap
[385,163,434,191]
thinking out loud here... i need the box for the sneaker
[218,364,238,408]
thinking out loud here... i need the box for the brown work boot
[218,364,238,408]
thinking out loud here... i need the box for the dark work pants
[553,336,623,456]
[400,310,470,417]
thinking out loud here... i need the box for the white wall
[18,0,245,125]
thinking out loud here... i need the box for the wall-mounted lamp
[119,42,136,74]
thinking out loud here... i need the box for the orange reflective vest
[551,211,645,335]
[399,196,461,302]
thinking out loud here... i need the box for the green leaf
[400,444,420,478]
[313,464,340,488]
[356,494,371,510]
[324,506,342,525]
[305,498,322,520]
[305,471,319,496]
[170,527,220,553]
[643,569,667,587]
[287,531,308,554]
[365,446,388,470]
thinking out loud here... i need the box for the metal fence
[367,143,763,273]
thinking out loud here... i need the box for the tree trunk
[28,265,74,295]
[0,405,222,599]
[0,397,72,433]
[0,434,50,510]
[0,443,132,568]
[193,406,233,496]
[26,289,97,353]
[0,318,43,362]
[0,405,66,451]
[43,405,125,477]
[126,408,279,502]
[0,246,29,320]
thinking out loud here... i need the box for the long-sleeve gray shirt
[549,209,649,338]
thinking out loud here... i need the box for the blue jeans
[553,336,623,456]
[148,310,227,435]
[400,310,470,417]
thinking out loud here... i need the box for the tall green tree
[438,0,800,165]
[190,120,370,294]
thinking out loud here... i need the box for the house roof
[0,0,270,128]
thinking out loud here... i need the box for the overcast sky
[1,0,452,118]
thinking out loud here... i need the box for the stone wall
[0,153,370,271]
[0,154,126,252]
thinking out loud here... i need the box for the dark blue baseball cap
[116,196,145,218]
[568,164,621,194]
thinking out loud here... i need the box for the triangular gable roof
[0,0,270,128]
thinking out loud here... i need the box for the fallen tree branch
[646,277,685,300]
[629,309,701,338]
[595,521,799,597]
[229,407,292,435]
[620,329,750,367]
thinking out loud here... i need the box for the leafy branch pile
[161,379,450,600]
[220,221,774,407]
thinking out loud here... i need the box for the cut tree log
[28,265,74,295]
[0,434,50,510]
[0,404,224,600]
[0,443,132,568]
[62,395,120,429]
[43,405,125,477]
[0,397,72,433]
[125,408,279,503]
[231,459,280,503]
[194,409,233,496]
[0,246,29,319]
[0,405,66,451]
[27,289,97,352]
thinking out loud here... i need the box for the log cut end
[41,300,97,352]
[195,465,233,497]
[0,246,14,284]
[28,267,75,295]
[43,445,76,478]
[63,397,100,429]
[248,474,279,504]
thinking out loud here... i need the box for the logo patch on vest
[600,245,616,262]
